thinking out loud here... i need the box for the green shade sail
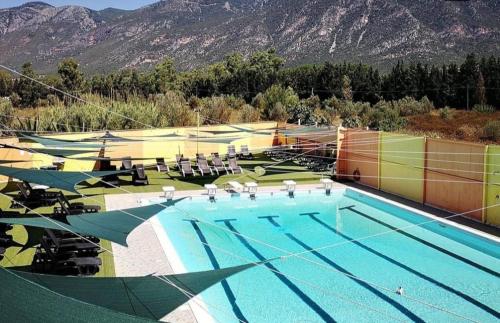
[0,267,151,323]
[2,143,99,157]
[0,165,128,193]
[0,200,182,246]
[21,134,109,149]
[281,126,334,136]
[13,262,259,321]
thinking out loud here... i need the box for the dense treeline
[0,51,498,109]
[0,51,498,139]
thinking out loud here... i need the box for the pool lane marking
[339,206,499,278]
[184,219,249,323]
[215,218,336,323]
[300,212,500,319]
[258,216,425,323]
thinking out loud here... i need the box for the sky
[0,1,159,10]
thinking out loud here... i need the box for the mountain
[0,0,499,73]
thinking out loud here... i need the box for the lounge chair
[197,155,213,176]
[225,181,244,192]
[53,194,101,217]
[211,153,228,175]
[132,164,149,185]
[119,156,133,172]
[226,145,237,159]
[239,145,253,160]
[99,157,120,187]
[11,181,60,209]
[228,157,243,174]
[43,229,99,257]
[175,154,184,170]
[180,160,196,177]
[156,158,169,173]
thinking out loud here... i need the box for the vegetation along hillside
[0,50,498,142]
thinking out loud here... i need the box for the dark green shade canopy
[21,134,109,149]
[1,143,99,157]
[0,165,128,193]
[0,267,151,323]
[13,262,258,321]
[0,201,181,246]
[282,126,334,136]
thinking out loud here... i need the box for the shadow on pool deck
[340,181,500,238]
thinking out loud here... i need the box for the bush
[483,121,500,141]
[397,96,434,116]
[455,125,478,140]
[439,107,451,120]
[472,104,496,113]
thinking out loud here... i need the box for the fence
[337,128,500,226]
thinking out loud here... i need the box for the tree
[475,71,486,105]
[341,75,352,101]
[15,62,44,107]
[0,70,13,97]
[154,57,177,93]
[58,58,84,95]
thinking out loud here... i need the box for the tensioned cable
[1,131,485,321]
[0,191,255,323]
[0,127,411,321]
[0,189,406,323]
[0,64,492,320]
[0,64,155,130]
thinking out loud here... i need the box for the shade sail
[1,143,98,157]
[0,165,128,193]
[21,134,109,148]
[0,200,182,246]
[14,262,259,320]
[80,132,144,142]
[0,267,150,323]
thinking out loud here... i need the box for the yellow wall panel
[380,133,425,203]
[485,145,500,226]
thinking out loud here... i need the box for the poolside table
[320,178,334,194]
[204,184,218,199]
[283,180,296,195]
[162,186,175,200]
[244,182,258,196]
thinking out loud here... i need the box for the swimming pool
[154,188,500,323]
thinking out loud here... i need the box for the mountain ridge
[0,0,498,73]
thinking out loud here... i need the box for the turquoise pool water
[156,188,500,323]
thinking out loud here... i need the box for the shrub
[397,96,434,116]
[472,104,496,113]
[455,125,478,140]
[439,107,451,120]
[483,121,500,141]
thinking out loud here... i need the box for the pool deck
[104,181,499,322]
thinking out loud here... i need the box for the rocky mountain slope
[0,0,498,73]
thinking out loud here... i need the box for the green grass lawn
[0,154,329,276]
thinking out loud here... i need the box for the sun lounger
[239,145,253,160]
[53,194,101,217]
[197,155,213,176]
[175,154,184,170]
[211,153,228,175]
[119,156,133,171]
[225,181,244,192]
[99,157,120,187]
[156,157,169,172]
[228,157,243,174]
[180,160,196,177]
[226,145,237,159]
[132,164,149,185]
[11,181,60,209]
